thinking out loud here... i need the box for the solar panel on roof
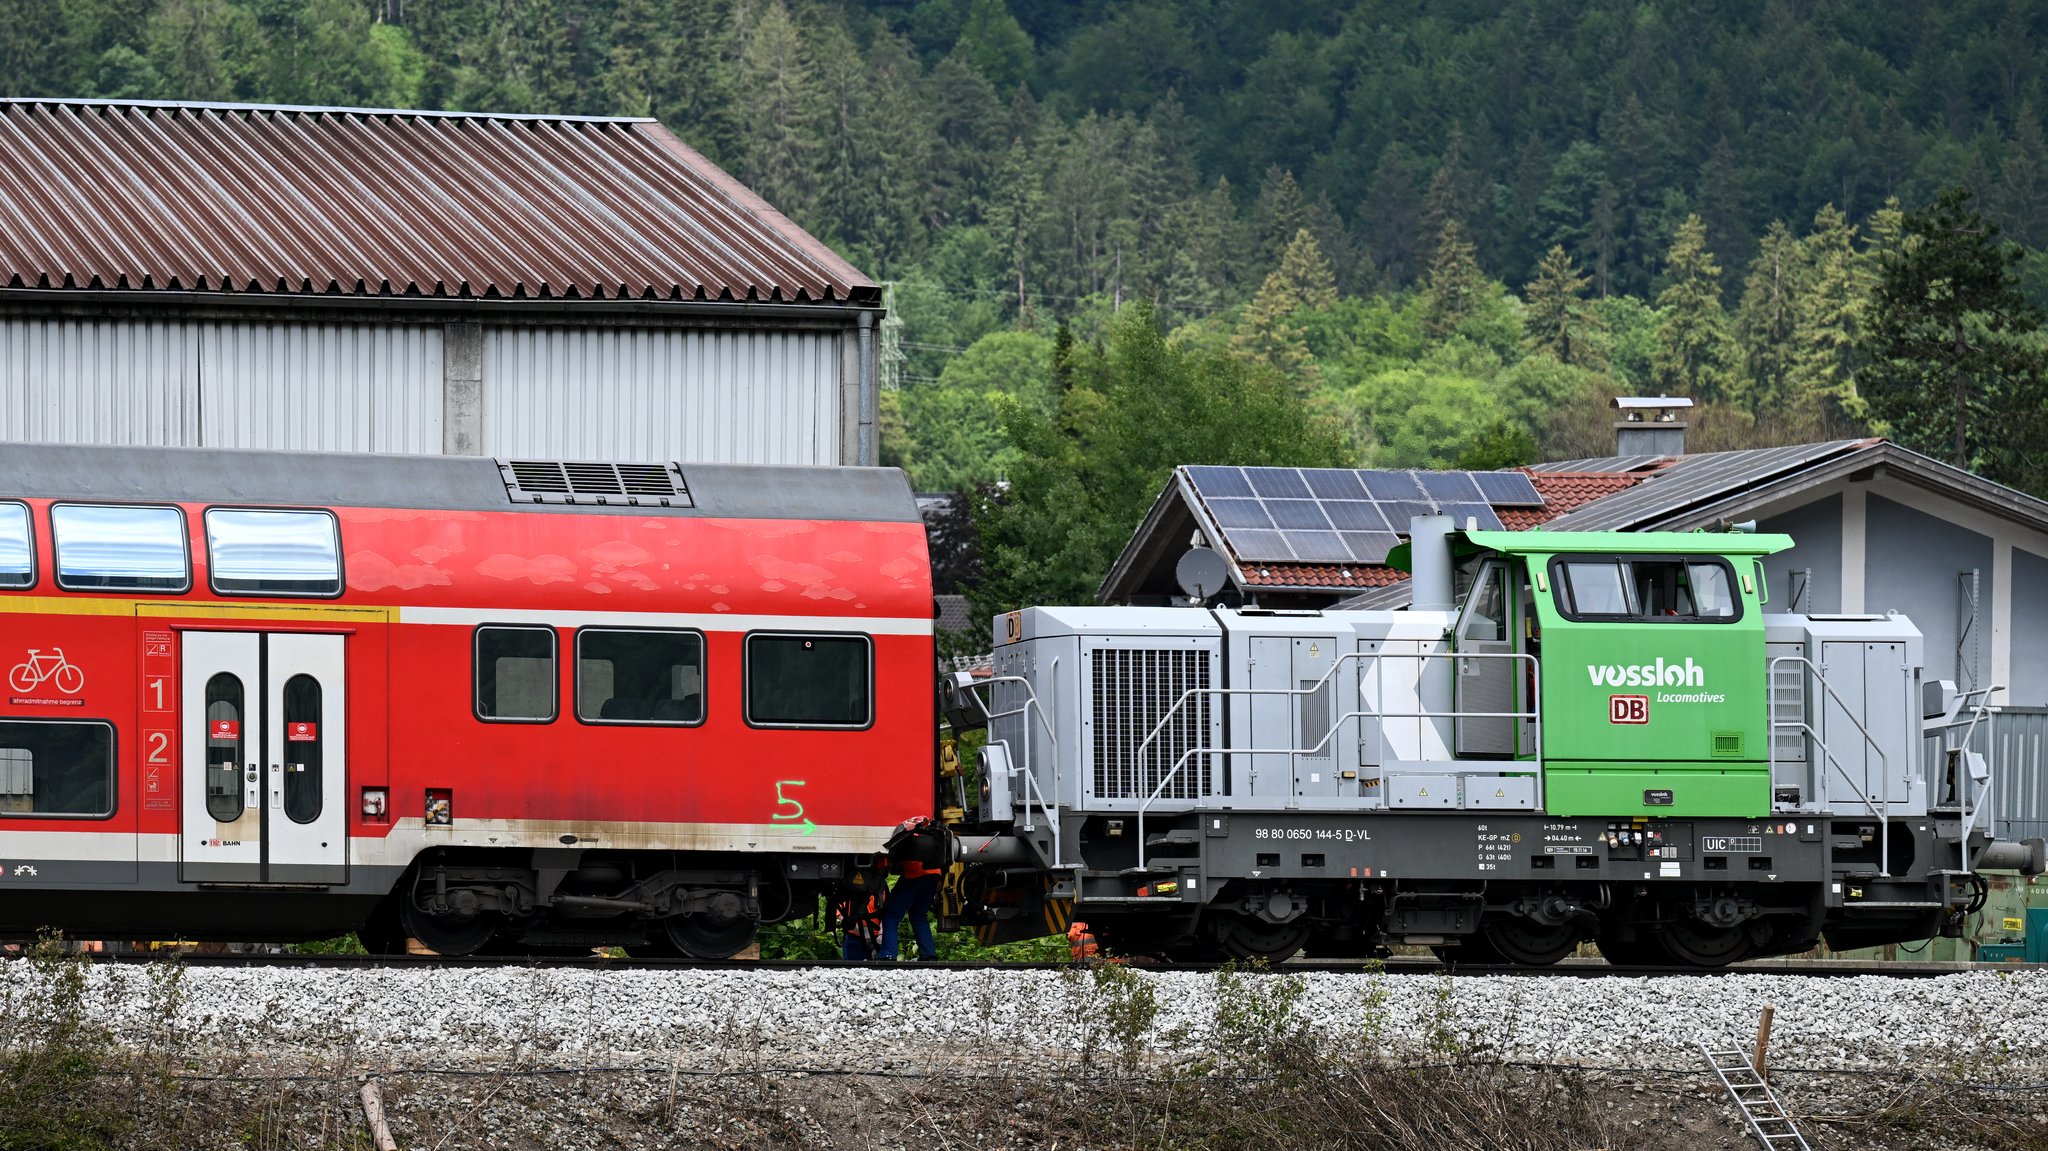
[1438,503,1505,530]
[1362,471,1425,499]
[1303,470,1369,500]
[1181,465,1552,576]
[1230,529,1295,562]
[1185,465,1254,497]
[1245,467,1310,498]
[1288,531,1351,562]
[1266,499,1333,530]
[1416,471,1483,501]
[1323,501,1389,531]
[1341,531,1400,563]
[1208,498,1273,529]
[1473,471,1543,506]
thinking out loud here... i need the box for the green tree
[1419,218,1487,340]
[1651,214,1741,405]
[1231,227,1335,389]
[736,1,820,226]
[1522,245,1607,370]
[972,303,1347,614]
[956,0,1033,94]
[892,330,1056,491]
[1735,220,1807,414]
[1787,204,1872,427]
[1864,186,2048,491]
[1456,419,1538,470]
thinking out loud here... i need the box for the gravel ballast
[28,963,2048,1074]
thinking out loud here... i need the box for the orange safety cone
[1067,920,1100,963]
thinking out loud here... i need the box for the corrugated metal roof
[1537,440,1873,531]
[0,99,877,306]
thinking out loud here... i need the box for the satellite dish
[1175,546,1229,602]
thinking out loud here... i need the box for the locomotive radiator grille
[1091,648,1213,802]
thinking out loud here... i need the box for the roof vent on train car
[497,459,694,508]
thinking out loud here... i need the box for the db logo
[1609,695,1649,724]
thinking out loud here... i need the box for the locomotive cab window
[0,720,114,818]
[475,626,557,722]
[0,502,31,588]
[745,634,872,728]
[51,504,189,592]
[577,629,705,725]
[204,509,342,596]
[1551,556,1741,623]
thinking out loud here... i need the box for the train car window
[0,720,114,818]
[745,633,873,728]
[474,626,557,722]
[282,675,323,823]
[50,504,189,592]
[204,674,245,823]
[0,503,31,588]
[1686,562,1738,618]
[204,509,342,596]
[1551,556,1743,623]
[1556,560,1633,616]
[576,629,704,726]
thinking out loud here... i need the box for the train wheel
[399,899,498,957]
[662,910,757,960]
[1207,913,1310,963]
[1660,920,1755,968]
[1482,919,1579,966]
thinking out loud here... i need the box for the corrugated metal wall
[0,318,442,453]
[481,327,839,464]
[196,322,443,452]
[1929,707,2048,842]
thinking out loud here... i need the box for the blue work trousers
[880,873,940,960]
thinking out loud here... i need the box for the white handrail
[1767,654,1895,878]
[1131,649,1541,869]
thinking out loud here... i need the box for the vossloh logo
[1587,657,1725,703]
[1585,657,1704,688]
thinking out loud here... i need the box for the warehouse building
[0,99,882,466]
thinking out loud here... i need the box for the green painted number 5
[773,781,815,836]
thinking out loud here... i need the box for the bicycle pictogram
[10,648,84,695]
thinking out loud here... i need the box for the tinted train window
[205,509,342,596]
[0,503,31,588]
[0,720,114,818]
[577,629,704,725]
[51,504,189,592]
[1552,557,1742,623]
[745,634,872,728]
[475,626,556,722]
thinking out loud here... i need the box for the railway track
[67,948,2006,978]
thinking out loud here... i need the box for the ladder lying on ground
[1698,1043,1812,1150]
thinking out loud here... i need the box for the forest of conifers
[5,0,2047,605]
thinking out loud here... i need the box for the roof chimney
[1612,395,1692,457]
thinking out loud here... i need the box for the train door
[1454,560,1516,756]
[179,632,347,884]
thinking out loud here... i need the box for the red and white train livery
[0,442,934,956]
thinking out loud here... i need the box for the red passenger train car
[0,442,934,956]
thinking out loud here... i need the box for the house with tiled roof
[1101,433,2048,716]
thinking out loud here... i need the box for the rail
[1767,654,1897,878]
[965,671,1065,870]
[1131,649,1541,869]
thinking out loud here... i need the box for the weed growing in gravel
[0,933,127,1149]
[1062,962,1158,1074]
[1209,961,1312,1077]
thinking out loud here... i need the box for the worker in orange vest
[1067,920,1100,963]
